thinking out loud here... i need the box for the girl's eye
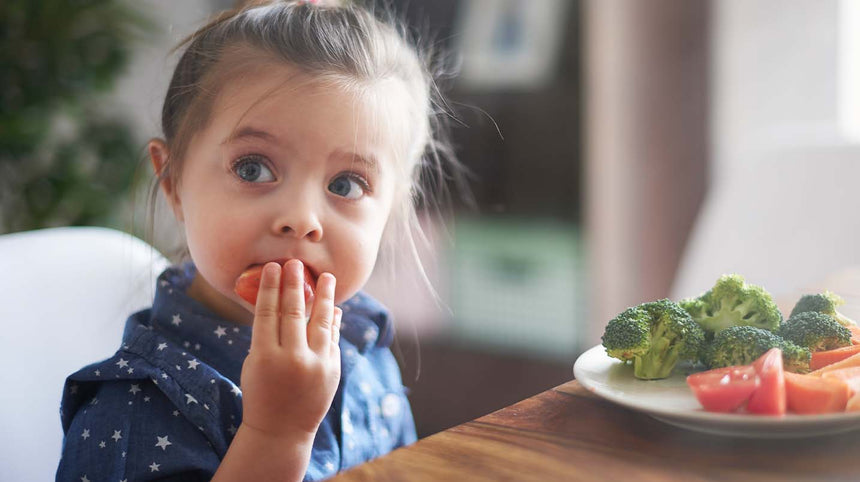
[328,174,368,200]
[232,156,275,183]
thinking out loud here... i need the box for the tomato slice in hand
[234,262,316,306]
[687,365,760,413]
[747,348,786,416]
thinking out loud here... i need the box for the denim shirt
[57,263,416,481]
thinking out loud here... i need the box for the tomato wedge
[747,348,786,416]
[234,262,315,306]
[687,365,760,413]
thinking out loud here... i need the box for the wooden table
[332,380,860,481]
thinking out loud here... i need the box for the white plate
[573,345,860,438]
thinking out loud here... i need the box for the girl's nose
[272,205,323,242]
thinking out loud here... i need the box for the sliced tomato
[234,262,315,306]
[747,348,786,416]
[687,365,760,413]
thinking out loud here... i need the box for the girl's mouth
[234,260,316,306]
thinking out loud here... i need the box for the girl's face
[154,64,406,324]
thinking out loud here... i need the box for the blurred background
[3,0,860,439]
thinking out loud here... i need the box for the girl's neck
[187,273,254,326]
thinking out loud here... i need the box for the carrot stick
[809,351,860,376]
[847,393,860,412]
[821,367,860,396]
[784,372,850,414]
[810,345,860,371]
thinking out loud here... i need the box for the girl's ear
[148,138,184,222]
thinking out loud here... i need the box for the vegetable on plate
[679,274,783,336]
[706,326,810,374]
[784,372,850,414]
[686,348,786,416]
[790,291,857,328]
[601,299,705,380]
[686,365,759,413]
[778,311,852,353]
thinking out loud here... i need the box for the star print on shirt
[81,429,90,440]
[172,314,182,326]
[129,384,141,395]
[81,475,90,482]
[99,441,106,448]
[155,435,172,451]
[58,265,416,482]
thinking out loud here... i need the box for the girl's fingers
[307,273,336,353]
[279,259,308,349]
[331,307,342,349]
[250,262,281,351]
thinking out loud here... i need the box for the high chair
[0,227,169,481]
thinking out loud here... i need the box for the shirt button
[381,393,401,418]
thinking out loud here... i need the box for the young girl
[57,1,459,480]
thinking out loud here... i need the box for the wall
[583,0,709,344]
[672,0,860,305]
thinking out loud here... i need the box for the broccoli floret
[681,274,783,335]
[778,311,852,352]
[790,291,857,327]
[601,306,651,361]
[602,299,705,380]
[707,325,810,373]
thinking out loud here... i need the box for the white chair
[671,144,860,312]
[0,227,169,481]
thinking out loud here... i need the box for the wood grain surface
[331,380,860,481]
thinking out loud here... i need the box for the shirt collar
[338,291,394,353]
[149,262,252,386]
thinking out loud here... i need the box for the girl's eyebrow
[222,126,279,145]
[334,150,378,171]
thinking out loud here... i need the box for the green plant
[1,0,153,233]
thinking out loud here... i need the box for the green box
[448,218,585,360]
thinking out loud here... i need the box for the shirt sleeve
[57,379,219,482]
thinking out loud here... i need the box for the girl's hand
[239,259,342,439]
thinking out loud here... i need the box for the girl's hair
[147,0,466,290]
